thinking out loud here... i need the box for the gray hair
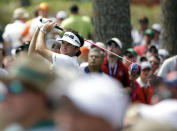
[89,47,105,59]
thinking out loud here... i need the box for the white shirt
[158,55,177,78]
[3,20,25,48]
[52,53,79,70]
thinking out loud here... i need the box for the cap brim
[57,37,80,47]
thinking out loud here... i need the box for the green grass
[0,0,161,30]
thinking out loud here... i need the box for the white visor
[57,32,81,47]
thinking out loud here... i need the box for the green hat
[144,29,155,38]
[125,48,137,57]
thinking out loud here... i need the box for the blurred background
[0,0,160,29]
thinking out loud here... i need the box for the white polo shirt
[52,53,79,70]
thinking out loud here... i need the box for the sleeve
[158,58,172,78]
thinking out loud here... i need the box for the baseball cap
[144,29,155,38]
[62,75,129,129]
[91,42,106,49]
[158,49,169,58]
[106,37,122,49]
[152,24,161,33]
[125,48,137,57]
[57,31,81,47]
[140,61,152,70]
[139,99,177,129]
[139,16,149,24]
[0,54,56,91]
[13,8,29,19]
[38,2,49,10]
[56,11,67,19]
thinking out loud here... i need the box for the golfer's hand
[42,21,57,33]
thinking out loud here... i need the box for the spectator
[83,48,105,74]
[19,9,39,42]
[149,54,161,75]
[158,55,177,79]
[29,2,49,38]
[61,4,94,39]
[3,8,29,55]
[79,46,89,67]
[0,55,56,131]
[51,75,129,131]
[101,38,130,87]
[151,23,162,48]
[158,49,169,63]
[132,17,149,45]
[136,62,154,104]
[123,48,137,68]
[56,11,67,25]
[134,29,155,56]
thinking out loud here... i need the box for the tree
[161,0,177,55]
[92,0,132,49]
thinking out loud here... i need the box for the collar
[104,57,120,66]
[136,77,150,88]
[84,66,102,74]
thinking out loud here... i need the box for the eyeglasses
[150,60,159,65]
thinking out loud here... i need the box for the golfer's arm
[28,28,40,56]
[35,30,53,63]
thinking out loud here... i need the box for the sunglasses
[126,54,134,58]
[107,42,119,48]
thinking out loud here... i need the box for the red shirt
[134,45,146,56]
[101,57,130,87]
[134,78,154,104]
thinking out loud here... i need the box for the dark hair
[67,29,84,47]
[65,29,84,56]
[140,56,148,62]
[150,54,161,63]
[148,45,158,54]
[70,4,79,13]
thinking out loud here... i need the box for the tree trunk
[92,0,132,49]
[161,0,177,55]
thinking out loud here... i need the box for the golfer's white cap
[139,99,177,129]
[57,32,81,47]
[56,11,67,19]
[152,24,161,33]
[63,75,129,129]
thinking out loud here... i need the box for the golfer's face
[60,41,77,56]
